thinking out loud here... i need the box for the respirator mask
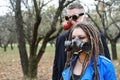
[64,38,91,53]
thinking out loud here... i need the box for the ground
[0,49,120,80]
[0,51,54,80]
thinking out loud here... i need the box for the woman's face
[72,27,88,42]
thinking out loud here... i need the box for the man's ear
[81,14,87,22]
[84,14,88,19]
[80,15,85,22]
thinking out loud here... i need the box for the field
[0,44,120,80]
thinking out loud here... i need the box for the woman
[62,23,116,80]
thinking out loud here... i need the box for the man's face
[66,8,86,27]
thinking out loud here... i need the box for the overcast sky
[0,0,9,15]
[0,0,95,16]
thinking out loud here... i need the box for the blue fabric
[62,56,116,80]
[52,31,111,80]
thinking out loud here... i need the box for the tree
[0,14,16,51]
[87,0,120,60]
[14,0,76,79]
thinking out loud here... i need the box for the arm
[100,33,111,60]
[52,37,59,80]
[52,31,70,80]
[104,60,116,80]
[98,56,116,80]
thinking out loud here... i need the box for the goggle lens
[65,13,84,21]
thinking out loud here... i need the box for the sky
[0,0,95,16]
[0,0,10,16]
[48,0,95,12]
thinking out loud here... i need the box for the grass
[0,44,120,80]
[0,44,55,80]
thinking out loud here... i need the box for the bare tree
[14,0,76,79]
[0,14,16,51]
[15,0,28,79]
[87,0,120,60]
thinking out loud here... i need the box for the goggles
[65,13,84,21]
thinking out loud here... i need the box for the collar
[73,54,100,67]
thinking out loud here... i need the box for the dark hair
[67,2,84,10]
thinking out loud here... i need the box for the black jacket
[52,31,111,80]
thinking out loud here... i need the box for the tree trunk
[24,56,38,80]
[110,40,117,60]
[15,0,28,77]
[14,0,75,79]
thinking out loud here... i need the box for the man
[52,2,111,80]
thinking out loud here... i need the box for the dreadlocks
[64,22,104,80]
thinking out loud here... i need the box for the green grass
[1,43,120,56]
[0,45,19,54]
[0,44,55,80]
[0,43,120,79]
[0,44,55,54]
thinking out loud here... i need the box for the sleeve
[104,61,117,80]
[100,33,111,60]
[52,36,59,80]
[52,31,69,80]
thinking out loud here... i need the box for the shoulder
[56,31,70,41]
[55,31,70,46]
[98,55,115,72]
[58,31,69,38]
[98,56,112,66]
[98,56,116,79]
[99,33,106,40]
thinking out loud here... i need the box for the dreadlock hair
[63,22,104,80]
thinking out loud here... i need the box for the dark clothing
[100,33,111,59]
[52,31,111,80]
[52,31,69,80]
[71,74,81,80]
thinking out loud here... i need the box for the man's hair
[67,2,84,10]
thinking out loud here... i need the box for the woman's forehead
[72,28,86,36]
